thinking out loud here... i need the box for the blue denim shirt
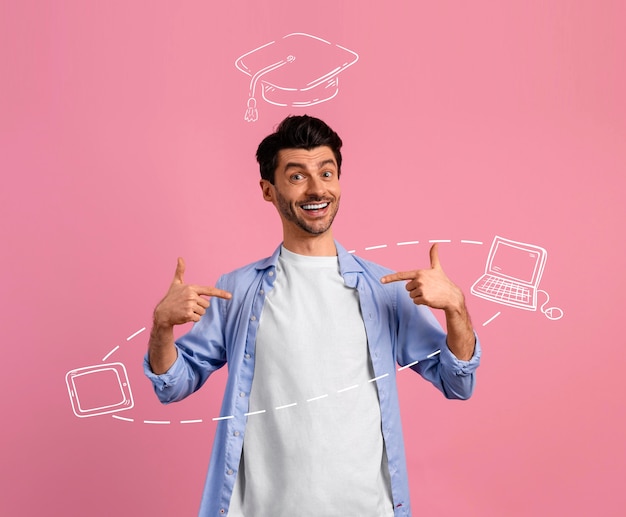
[144,242,481,516]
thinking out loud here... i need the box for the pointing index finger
[196,286,233,300]
[381,271,416,284]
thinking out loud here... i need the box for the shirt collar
[254,241,365,277]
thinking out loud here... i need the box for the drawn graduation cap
[235,33,359,122]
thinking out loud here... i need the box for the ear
[260,179,274,202]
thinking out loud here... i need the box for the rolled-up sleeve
[437,334,481,399]
[394,282,482,400]
[143,350,187,403]
[143,277,229,404]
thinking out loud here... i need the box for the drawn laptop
[471,236,547,311]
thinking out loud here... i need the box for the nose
[305,176,326,197]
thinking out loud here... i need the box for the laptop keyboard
[473,275,531,303]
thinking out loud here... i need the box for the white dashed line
[337,384,359,393]
[127,327,146,341]
[112,415,134,422]
[102,346,119,362]
[102,327,146,362]
[398,361,419,371]
[397,350,442,371]
[482,312,501,326]
[307,394,329,402]
[113,237,486,427]
[244,410,267,417]
[275,403,298,410]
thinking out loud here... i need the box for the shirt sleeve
[143,277,229,404]
[143,349,185,401]
[394,282,482,400]
[437,334,481,399]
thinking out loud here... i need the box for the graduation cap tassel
[244,56,295,122]
[245,98,258,122]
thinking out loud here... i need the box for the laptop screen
[489,240,541,284]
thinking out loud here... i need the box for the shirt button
[234,431,240,437]
[259,289,264,295]
[268,271,274,277]
[227,469,234,475]
[239,392,245,397]
[244,353,251,359]
[250,315,257,321]
[220,509,225,514]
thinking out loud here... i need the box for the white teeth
[302,203,328,210]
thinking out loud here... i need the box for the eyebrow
[283,158,337,172]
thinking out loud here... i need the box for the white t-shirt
[229,247,393,516]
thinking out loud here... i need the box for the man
[145,115,481,516]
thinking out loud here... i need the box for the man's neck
[282,231,337,257]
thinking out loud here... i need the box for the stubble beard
[274,187,340,236]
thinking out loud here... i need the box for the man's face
[261,146,341,238]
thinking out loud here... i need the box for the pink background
[2,1,625,515]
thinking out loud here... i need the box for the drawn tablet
[66,362,134,418]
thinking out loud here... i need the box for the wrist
[443,288,466,316]
[152,304,173,329]
[151,312,174,338]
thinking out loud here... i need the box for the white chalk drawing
[471,236,563,320]
[235,33,359,122]
[65,236,563,425]
[66,362,134,418]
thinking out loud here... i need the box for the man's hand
[153,258,232,329]
[380,244,464,313]
[381,244,475,361]
[148,258,232,374]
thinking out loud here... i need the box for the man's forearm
[146,257,231,375]
[148,324,177,374]
[444,303,475,361]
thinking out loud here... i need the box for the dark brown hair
[256,115,343,184]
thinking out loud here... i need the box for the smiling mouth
[301,202,330,211]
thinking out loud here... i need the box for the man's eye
[291,173,304,181]
[322,171,333,178]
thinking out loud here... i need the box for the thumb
[173,257,185,284]
[429,243,441,269]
